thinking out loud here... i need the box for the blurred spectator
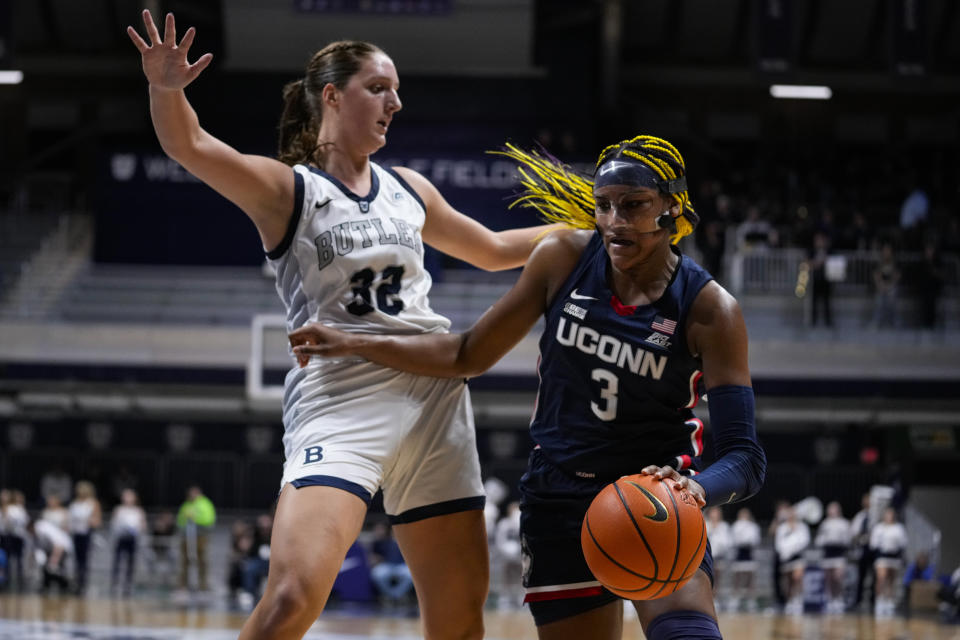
[871,242,901,328]
[939,564,960,622]
[730,508,761,613]
[147,511,177,588]
[40,495,69,532]
[851,493,875,610]
[736,205,777,251]
[40,465,72,506]
[768,500,791,607]
[705,507,732,606]
[176,485,217,593]
[32,517,74,593]
[110,488,146,596]
[369,522,413,607]
[242,513,273,606]
[68,480,102,594]
[871,507,908,617]
[775,506,810,615]
[814,501,852,614]
[228,519,254,607]
[901,550,938,617]
[805,230,834,327]
[493,501,523,609]
[914,241,944,329]
[0,490,28,591]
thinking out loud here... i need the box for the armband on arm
[695,384,767,507]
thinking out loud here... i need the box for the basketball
[581,474,707,600]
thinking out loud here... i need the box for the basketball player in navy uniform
[128,11,559,640]
[292,134,767,640]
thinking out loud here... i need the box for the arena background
[0,1,959,638]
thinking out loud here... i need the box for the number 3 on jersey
[591,368,619,420]
[347,265,405,316]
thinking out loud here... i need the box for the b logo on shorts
[304,445,324,464]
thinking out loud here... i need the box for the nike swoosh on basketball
[570,289,598,301]
[315,197,332,209]
[629,481,669,522]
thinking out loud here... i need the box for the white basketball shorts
[280,359,485,523]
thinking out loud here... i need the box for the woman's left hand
[640,465,707,508]
[288,323,360,367]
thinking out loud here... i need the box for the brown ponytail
[276,41,386,167]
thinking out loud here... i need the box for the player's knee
[646,610,722,640]
[260,576,323,626]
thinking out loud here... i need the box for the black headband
[594,158,687,195]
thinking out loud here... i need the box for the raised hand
[127,10,213,91]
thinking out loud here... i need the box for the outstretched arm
[127,10,294,251]
[394,166,564,271]
[289,230,588,376]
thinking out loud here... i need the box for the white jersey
[68,499,97,535]
[2,504,28,538]
[41,507,69,532]
[815,516,852,548]
[34,519,74,554]
[706,519,733,559]
[268,162,450,429]
[775,522,810,562]
[870,522,908,555]
[731,519,761,548]
[111,506,145,537]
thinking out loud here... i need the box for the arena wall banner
[94,149,586,267]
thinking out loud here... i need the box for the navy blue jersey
[530,231,714,480]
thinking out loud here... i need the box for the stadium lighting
[0,70,24,84]
[769,84,832,100]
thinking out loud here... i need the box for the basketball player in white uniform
[870,507,908,617]
[814,501,852,614]
[729,507,761,612]
[128,11,557,639]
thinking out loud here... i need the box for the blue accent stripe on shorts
[290,475,372,504]
[388,496,486,524]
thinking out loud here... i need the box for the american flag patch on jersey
[651,315,677,334]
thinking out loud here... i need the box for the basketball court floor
[1,593,958,640]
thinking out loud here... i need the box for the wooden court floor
[2,594,960,639]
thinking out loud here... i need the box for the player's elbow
[743,444,767,499]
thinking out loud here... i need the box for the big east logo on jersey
[556,317,667,380]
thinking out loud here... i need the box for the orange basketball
[580,473,707,600]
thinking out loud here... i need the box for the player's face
[335,52,402,153]
[594,184,674,268]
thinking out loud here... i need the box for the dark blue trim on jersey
[306,164,380,205]
[382,166,426,213]
[387,495,485,524]
[265,169,305,260]
[290,475,372,504]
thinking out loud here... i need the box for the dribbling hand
[288,323,358,368]
[127,10,213,91]
[639,465,707,508]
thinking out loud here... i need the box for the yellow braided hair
[489,143,596,231]
[493,136,697,244]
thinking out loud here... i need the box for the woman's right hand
[127,10,213,91]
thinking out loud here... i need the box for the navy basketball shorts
[519,448,714,627]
